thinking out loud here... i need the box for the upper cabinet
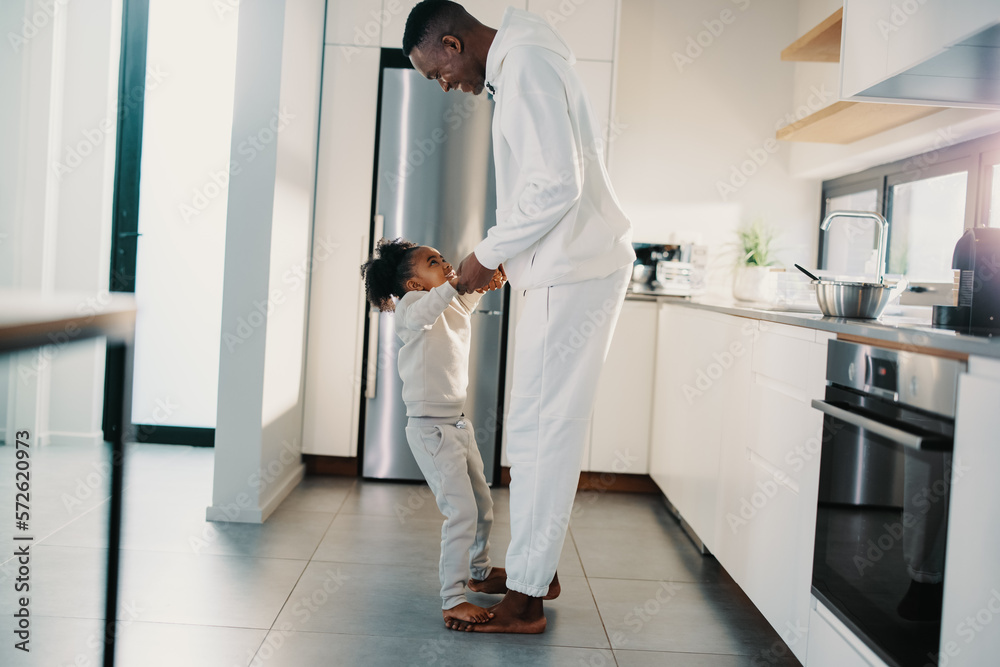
[841,0,1000,107]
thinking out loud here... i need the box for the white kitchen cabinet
[527,0,619,62]
[589,298,657,474]
[301,46,381,457]
[842,0,1000,105]
[939,358,1000,666]
[650,304,755,552]
[713,320,830,664]
[380,0,527,49]
[807,599,885,667]
[325,0,383,47]
[840,0,892,99]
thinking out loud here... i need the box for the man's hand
[455,252,496,294]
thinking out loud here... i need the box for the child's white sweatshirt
[394,282,483,417]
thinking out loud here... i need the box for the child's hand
[483,265,506,292]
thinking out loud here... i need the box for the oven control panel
[826,339,965,417]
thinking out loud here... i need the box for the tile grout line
[247,477,358,666]
[569,526,620,667]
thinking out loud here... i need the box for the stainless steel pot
[812,278,906,319]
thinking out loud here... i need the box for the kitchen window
[819,133,1000,299]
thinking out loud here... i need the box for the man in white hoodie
[404,1,635,633]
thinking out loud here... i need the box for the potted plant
[732,220,780,303]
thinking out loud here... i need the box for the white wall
[611,0,821,292]
[2,0,122,448]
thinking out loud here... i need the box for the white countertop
[626,292,1000,359]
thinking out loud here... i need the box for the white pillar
[209,0,325,523]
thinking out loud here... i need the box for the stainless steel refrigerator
[361,64,505,483]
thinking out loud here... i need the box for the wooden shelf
[776,101,945,144]
[781,8,843,62]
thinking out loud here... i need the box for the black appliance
[811,339,966,667]
[951,227,1000,335]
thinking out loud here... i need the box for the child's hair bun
[360,237,418,311]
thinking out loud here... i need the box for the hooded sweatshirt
[395,282,483,417]
[475,7,635,290]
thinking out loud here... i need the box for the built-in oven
[811,339,966,667]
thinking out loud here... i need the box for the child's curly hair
[360,237,419,311]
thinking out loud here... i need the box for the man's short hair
[402,0,469,56]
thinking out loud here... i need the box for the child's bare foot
[443,602,494,630]
[468,567,508,595]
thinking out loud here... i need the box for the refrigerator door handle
[365,308,379,400]
[365,214,385,401]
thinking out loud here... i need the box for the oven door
[811,384,954,667]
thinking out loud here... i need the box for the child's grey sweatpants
[405,414,494,610]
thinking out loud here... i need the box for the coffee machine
[939,228,1000,335]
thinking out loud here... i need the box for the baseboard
[205,462,306,524]
[303,454,359,476]
[499,467,659,493]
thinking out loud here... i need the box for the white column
[209,0,324,523]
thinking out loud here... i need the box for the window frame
[819,132,1000,303]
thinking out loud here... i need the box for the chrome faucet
[820,210,889,284]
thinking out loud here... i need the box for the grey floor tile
[614,649,752,666]
[572,524,724,583]
[250,630,615,667]
[0,545,107,619]
[589,577,788,656]
[272,561,610,650]
[312,514,445,565]
[115,621,267,667]
[116,549,308,628]
[279,475,355,513]
[45,501,335,560]
[570,491,675,531]
[339,480,451,521]
[0,614,104,666]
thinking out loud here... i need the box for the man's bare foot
[468,567,507,594]
[448,591,546,633]
[469,568,561,600]
[543,571,560,600]
[443,602,494,631]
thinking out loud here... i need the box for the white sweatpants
[405,415,494,610]
[504,265,631,597]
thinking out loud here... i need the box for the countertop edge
[626,293,1000,360]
